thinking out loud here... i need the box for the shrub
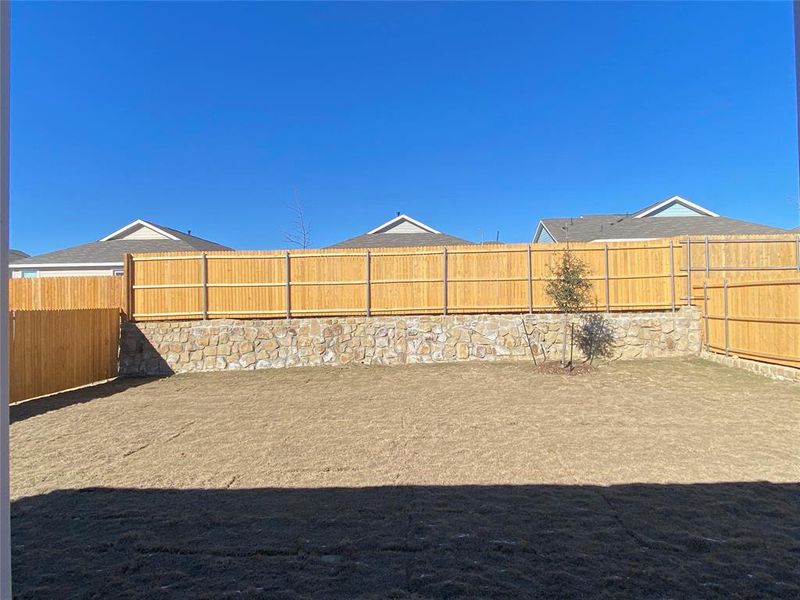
[575,314,615,364]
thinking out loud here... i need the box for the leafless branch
[284,194,312,249]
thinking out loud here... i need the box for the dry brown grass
[10,358,800,599]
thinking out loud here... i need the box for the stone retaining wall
[700,351,800,382]
[120,309,700,376]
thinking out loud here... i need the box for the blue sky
[10,1,799,254]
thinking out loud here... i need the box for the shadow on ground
[10,377,165,424]
[11,482,800,599]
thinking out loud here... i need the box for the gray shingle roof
[539,215,787,242]
[9,249,29,263]
[13,236,231,265]
[328,232,473,249]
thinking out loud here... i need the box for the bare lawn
[10,358,800,599]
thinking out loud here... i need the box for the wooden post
[285,252,291,319]
[365,250,371,317]
[123,254,133,321]
[723,279,729,356]
[704,235,710,278]
[526,244,533,314]
[795,234,800,271]
[604,243,610,313]
[200,253,208,320]
[442,248,448,316]
[685,239,692,306]
[669,241,676,313]
[703,280,709,351]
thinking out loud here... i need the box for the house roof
[12,220,231,267]
[9,249,29,263]
[328,214,473,248]
[534,196,787,242]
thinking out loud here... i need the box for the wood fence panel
[9,276,123,311]
[370,250,443,315]
[447,247,528,313]
[207,255,285,318]
[10,308,120,403]
[684,235,800,284]
[699,279,799,368]
[133,255,203,319]
[290,253,366,316]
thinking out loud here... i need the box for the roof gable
[367,214,440,235]
[633,196,718,218]
[101,219,180,241]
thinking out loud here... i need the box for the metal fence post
[526,244,533,314]
[704,235,710,278]
[669,241,676,313]
[200,252,208,320]
[604,243,610,313]
[685,238,692,306]
[703,280,709,351]
[442,248,448,316]
[723,279,729,356]
[365,250,371,317]
[285,252,291,319]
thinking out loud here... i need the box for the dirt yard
[10,358,800,599]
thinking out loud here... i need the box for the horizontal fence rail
[126,240,690,321]
[698,278,799,369]
[9,275,124,312]
[10,308,121,403]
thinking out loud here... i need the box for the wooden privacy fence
[9,275,124,312]
[698,279,799,368]
[124,234,799,322]
[10,309,121,403]
[126,240,690,320]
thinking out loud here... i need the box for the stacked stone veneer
[119,308,700,376]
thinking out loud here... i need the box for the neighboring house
[11,219,232,278]
[533,196,788,243]
[328,214,473,248]
[8,249,29,278]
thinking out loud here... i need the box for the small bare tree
[284,195,311,249]
[544,249,593,368]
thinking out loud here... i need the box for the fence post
[685,238,692,306]
[669,241,676,313]
[285,252,291,319]
[200,252,208,320]
[723,279,729,356]
[604,243,610,313]
[123,253,134,321]
[703,280,709,352]
[527,244,533,314]
[365,250,371,317]
[704,235,710,278]
[795,234,800,271]
[442,248,448,316]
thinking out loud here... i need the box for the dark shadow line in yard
[10,376,166,424]
[10,482,800,599]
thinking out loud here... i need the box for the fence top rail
[699,278,800,290]
[677,236,799,245]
